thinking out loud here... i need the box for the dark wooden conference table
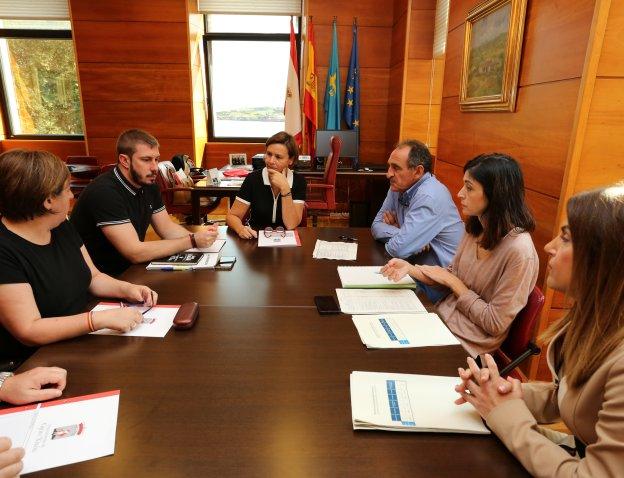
[19,227,527,477]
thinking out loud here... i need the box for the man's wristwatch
[0,371,14,400]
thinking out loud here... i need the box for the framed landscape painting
[459,0,527,112]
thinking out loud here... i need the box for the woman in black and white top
[226,131,306,239]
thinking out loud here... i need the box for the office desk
[17,228,528,477]
[191,179,242,225]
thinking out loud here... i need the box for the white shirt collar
[261,167,294,187]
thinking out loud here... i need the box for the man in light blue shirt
[371,140,464,267]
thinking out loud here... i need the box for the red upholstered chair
[100,163,116,174]
[66,155,98,166]
[495,286,545,381]
[306,135,341,226]
[156,161,216,223]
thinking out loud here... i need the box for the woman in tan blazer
[454,183,624,477]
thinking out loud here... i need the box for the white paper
[186,238,225,253]
[338,266,416,288]
[257,230,301,247]
[0,390,120,474]
[312,240,357,261]
[350,371,489,434]
[146,252,220,270]
[352,313,460,348]
[336,289,427,314]
[89,303,179,337]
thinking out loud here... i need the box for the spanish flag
[303,17,318,158]
[285,17,302,146]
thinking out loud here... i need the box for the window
[204,15,299,142]
[0,19,84,138]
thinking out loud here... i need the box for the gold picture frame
[459,0,527,112]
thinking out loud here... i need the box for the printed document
[90,303,179,337]
[350,371,489,434]
[257,230,301,247]
[338,266,416,288]
[0,390,120,474]
[336,289,427,314]
[312,240,358,261]
[352,313,460,348]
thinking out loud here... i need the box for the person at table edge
[70,129,218,275]
[226,131,306,239]
[371,139,463,267]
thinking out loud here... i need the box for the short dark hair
[116,129,159,158]
[0,149,69,221]
[266,131,299,162]
[395,139,432,173]
[463,153,535,250]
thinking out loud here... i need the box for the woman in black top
[0,150,156,367]
[226,131,306,239]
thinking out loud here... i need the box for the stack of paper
[186,238,225,253]
[90,303,179,337]
[350,371,489,434]
[257,230,301,247]
[338,266,416,288]
[0,390,120,474]
[312,240,357,260]
[352,313,460,348]
[336,289,427,314]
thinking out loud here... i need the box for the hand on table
[122,285,158,307]
[194,225,219,247]
[380,258,412,282]
[237,226,257,240]
[454,354,521,418]
[92,307,143,334]
[0,367,67,405]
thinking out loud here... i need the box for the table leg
[191,189,201,225]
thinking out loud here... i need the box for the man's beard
[129,160,155,186]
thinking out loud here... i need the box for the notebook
[338,266,416,288]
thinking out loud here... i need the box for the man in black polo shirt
[71,129,218,275]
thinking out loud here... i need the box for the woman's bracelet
[86,311,96,332]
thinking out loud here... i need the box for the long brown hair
[542,183,624,388]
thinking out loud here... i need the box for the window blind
[432,0,450,58]
[197,0,301,15]
[0,0,69,20]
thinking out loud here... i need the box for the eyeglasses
[339,235,358,243]
[264,226,286,238]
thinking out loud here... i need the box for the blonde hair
[0,149,69,221]
[541,183,624,388]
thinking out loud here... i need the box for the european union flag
[324,19,340,130]
[344,21,360,132]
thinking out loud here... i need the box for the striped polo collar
[113,166,141,196]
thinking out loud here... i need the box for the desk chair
[495,286,545,381]
[100,163,116,174]
[306,135,341,226]
[156,161,217,223]
[66,155,98,166]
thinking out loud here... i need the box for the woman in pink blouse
[382,153,538,357]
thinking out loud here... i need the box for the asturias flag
[303,17,318,158]
[324,19,340,130]
[343,21,360,131]
[284,17,302,145]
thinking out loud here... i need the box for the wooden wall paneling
[433,159,463,205]
[73,21,189,64]
[430,57,445,104]
[447,0,480,32]
[359,105,390,142]
[597,0,624,76]
[308,0,394,27]
[0,140,86,159]
[385,103,402,146]
[438,80,581,198]
[519,0,595,87]
[408,9,436,59]
[388,62,406,105]
[441,26,463,98]
[525,188,559,283]
[68,0,188,23]
[576,77,624,192]
[402,103,439,145]
[189,9,208,166]
[405,59,433,104]
[359,141,390,165]
[393,0,410,22]
[314,24,392,69]
[79,64,191,102]
[390,12,408,67]
[81,101,193,139]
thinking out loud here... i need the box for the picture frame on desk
[229,153,247,166]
